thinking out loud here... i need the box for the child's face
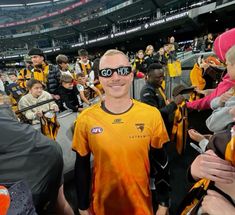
[227,61,235,80]
[77,77,86,85]
[63,82,73,89]
[8,75,17,82]
[138,52,144,59]
[30,83,43,97]
[80,56,88,63]
[60,62,69,71]
[159,48,164,55]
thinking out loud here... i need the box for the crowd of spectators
[1,27,235,214]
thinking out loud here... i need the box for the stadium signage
[0,0,91,28]
[148,12,189,27]
[148,19,165,27]
[71,42,85,47]
[165,12,189,22]
[86,36,109,44]
[126,26,141,34]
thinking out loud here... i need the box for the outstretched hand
[191,150,235,183]
[202,190,235,215]
[188,129,205,142]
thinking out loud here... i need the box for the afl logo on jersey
[91,127,103,134]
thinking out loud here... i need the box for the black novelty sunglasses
[99,66,132,78]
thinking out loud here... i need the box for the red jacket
[186,74,235,110]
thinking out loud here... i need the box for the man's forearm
[149,146,170,207]
[75,152,91,210]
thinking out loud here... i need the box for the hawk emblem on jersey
[135,123,145,132]
[91,127,103,134]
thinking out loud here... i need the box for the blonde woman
[145,45,155,67]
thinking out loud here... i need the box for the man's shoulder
[140,83,156,97]
[141,83,155,91]
[78,102,101,117]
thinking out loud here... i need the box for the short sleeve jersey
[72,100,169,215]
[76,84,85,92]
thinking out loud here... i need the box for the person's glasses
[99,66,132,78]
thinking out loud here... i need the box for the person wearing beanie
[28,47,61,100]
[186,28,235,110]
[213,28,235,62]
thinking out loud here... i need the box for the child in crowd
[132,50,147,78]
[18,79,59,124]
[7,72,26,111]
[76,73,103,106]
[75,49,93,80]
[58,74,83,112]
[56,54,75,78]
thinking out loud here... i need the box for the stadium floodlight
[27,1,51,6]
[0,4,25,7]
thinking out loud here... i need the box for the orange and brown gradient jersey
[72,100,169,215]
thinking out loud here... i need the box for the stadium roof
[0,0,67,6]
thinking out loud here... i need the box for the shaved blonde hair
[226,45,235,65]
[101,49,129,59]
[100,49,130,68]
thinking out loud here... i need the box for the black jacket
[58,85,82,112]
[140,82,177,135]
[47,65,61,95]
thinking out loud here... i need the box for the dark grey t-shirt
[0,105,63,211]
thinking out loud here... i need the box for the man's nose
[111,71,121,79]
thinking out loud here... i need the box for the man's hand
[200,61,210,70]
[191,150,235,183]
[78,209,92,215]
[202,190,235,215]
[156,205,169,215]
[195,88,213,96]
[188,129,205,142]
[173,94,185,105]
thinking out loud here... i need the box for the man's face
[148,69,164,87]
[99,54,133,99]
[31,55,44,66]
[80,56,88,63]
[30,83,43,97]
[60,62,69,71]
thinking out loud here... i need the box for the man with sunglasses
[72,49,170,215]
